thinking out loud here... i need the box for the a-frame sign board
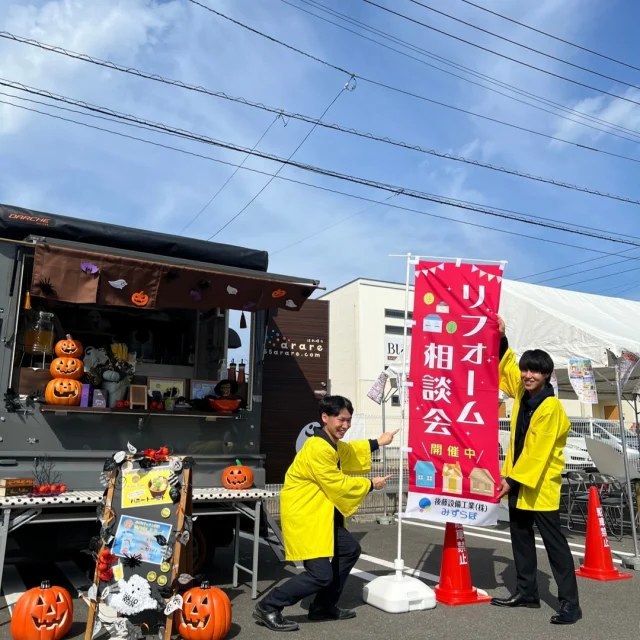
[84,446,194,640]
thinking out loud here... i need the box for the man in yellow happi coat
[491,317,581,625]
[253,395,396,632]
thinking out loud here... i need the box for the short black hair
[519,349,554,378]
[319,395,353,418]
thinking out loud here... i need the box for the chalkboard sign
[84,444,194,640]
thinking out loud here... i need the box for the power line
[5,29,640,170]
[407,0,640,91]
[6,94,640,262]
[557,264,640,289]
[180,114,281,234]
[6,78,640,209]
[281,0,640,143]
[363,0,640,109]
[534,254,640,286]
[458,0,640,74]
[207,86,346,239]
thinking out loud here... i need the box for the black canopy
[0,203,268,272]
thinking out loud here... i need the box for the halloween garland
[86,442,197,640]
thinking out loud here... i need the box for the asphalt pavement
[0,517,638,640]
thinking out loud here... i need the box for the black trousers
[260,525,361,612]
[509,507,579,606]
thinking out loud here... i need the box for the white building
[319,277,640,432]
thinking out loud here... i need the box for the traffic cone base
[435,522,491,606]
[575,486,633,582]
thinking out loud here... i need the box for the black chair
[589,472,629,542]
[565,471,591,532]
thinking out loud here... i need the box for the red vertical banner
[406,259,504,526]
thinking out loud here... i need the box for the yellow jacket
[280,435,373,561]
[500,347,571,511]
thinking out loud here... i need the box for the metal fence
[263,414,640,517]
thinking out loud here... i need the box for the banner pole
[394,252,412,576]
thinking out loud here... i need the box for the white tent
[498,279,640,399]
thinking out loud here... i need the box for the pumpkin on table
[45,378,82,406]
[221,460,253,490]
[49,357,84,380]
[54,334,83,359]
[11,580,73,640]
[175,581,232,640]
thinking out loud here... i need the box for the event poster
[405,260,503,526]
[112,515,173,566]
[121,465,173,509]
[568,358,598,404]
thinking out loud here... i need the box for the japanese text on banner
[405,260,504,526]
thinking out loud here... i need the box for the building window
[385,325,412,336]
[391,395,400,407]
[385,309,413,319]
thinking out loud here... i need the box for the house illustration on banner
[469,468,495,497]
[423,314,443,333]
[414,460,436,489]
[442,462,463,494]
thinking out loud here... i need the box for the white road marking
[2,564,27,615]
[399,519,624,565]
[56,560,90,597]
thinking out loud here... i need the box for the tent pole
[614,363,640,568]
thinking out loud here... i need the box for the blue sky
[2,0,640,362]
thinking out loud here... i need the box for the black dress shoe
[550,601,582,625]
[253,604,299,631]
[308,603,356,621]
[490,593,541,608]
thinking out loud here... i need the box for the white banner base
[405,491,500,526]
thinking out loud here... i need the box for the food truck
[0,203,323,566]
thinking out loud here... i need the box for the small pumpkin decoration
[11,580,73,640]
[271,289,286,298]
[174,581,231,640]
[221,459,254,490]
[45,379,82,406]
[131,291,149,307]
[54,334,83,358]
[49,357,84,380]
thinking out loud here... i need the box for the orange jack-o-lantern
[45,379,82,406]
[221,460,254,490]
[174,581,231,640]
[11,580,73,640]
[131,291,149,307]
[271,289,286,298]
[54,334,83,359]
[49,357,84,380]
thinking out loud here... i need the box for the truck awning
[29,242,319,313]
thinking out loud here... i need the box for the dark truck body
[0,203,321,564]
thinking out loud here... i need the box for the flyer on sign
[405,260,504,526]
[112,515,173,566]
[121,465,172,509]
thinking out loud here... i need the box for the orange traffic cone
[576,485,632,581]
[434,522,492,605]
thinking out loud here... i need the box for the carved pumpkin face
[131,291,149,307]
[11,581,73,640]
[54,334,83,358]
[45,379,82,406]
[49,357,84,380]
[271,289,286,298]
[221,461,253,490]
[174,582,231,640]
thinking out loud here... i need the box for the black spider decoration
[197,279,211,291]
[4,389,21,413]
[122,553,142,568]
[164,269,180,282]
[36,278,56,296]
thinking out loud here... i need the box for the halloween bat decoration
[81,262,99,275]
[174,582,232,640]
[54,335,83,358]
[221,460,254,490]
[11,581,74,640]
